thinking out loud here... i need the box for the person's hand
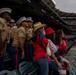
[0,50,4,57]
[21,51,25,59]
[61,58,69,65]
[7,40,10,44]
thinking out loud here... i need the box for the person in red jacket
[32,22,49,75]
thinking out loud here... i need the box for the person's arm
[49,40,62,68]
[18,28,25,59]
[0,30,4,57]
[51,50,62,68]
[37,33,48,48]
[18,37,25,59]
[0,30,3,50]
[7,30,10,44]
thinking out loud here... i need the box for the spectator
[55,29,68,57]
[25,17,34,61]
[8,16,29,69]
[55,29,70,75]
[0,7,12,71]
[7,19,16,50]
[32,22,49,75]
[45,27,62,75]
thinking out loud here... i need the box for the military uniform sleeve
[17,29,26,38]
[0,21,2,30]
[26,28,33,40]
[0,19,3,50]
[0,18,6,31]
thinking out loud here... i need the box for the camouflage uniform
[8,27,17,39]
[0,17,9,71]
[0,18,8,42]
[25,27,34,61]
[8,27,28,69]
[6,26,17,50]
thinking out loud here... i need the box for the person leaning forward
[8,16,29,69]
[0,7,12,71]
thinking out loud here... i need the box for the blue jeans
[28,44,34,61]
[36,58,49,75]
[0,57,5,71]
[49,61,59,75]
[8,46,22,69]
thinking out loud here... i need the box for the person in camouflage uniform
[7,19,17,50]
[8,16,29,69]
[25,17,34,61]
[0,7,12,71]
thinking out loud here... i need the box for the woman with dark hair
[55,29,68,57]
[55,29,70,75]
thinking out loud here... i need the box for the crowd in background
[0,7,76,75]
[65,20,76,25]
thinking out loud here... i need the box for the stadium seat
[19,61,38,75]
[3,52,11,62]
[70,55,76,75]
[0,70,17,75]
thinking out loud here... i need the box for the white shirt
[48,39,58,53]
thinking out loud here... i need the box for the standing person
[25,17,34,61]
[8,16,29,70]
[32,22,49,75]
[0,7,12,71]
[45,27,62,75]
[7,19,17,50]
[26,17,33,28]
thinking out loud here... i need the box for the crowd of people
[65,20,76,25]
[0,7,75,75]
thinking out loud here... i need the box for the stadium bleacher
[0,0,76,75]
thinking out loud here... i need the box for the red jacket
[33,33,48,61]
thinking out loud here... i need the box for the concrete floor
[66,44,76,75]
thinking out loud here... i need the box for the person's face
[27,21,33,28]
[9,22,14,27]
[39,27,45,33]
[22,21,29,28]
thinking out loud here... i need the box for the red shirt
[33,33,48,61]
[57,39,68,56]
